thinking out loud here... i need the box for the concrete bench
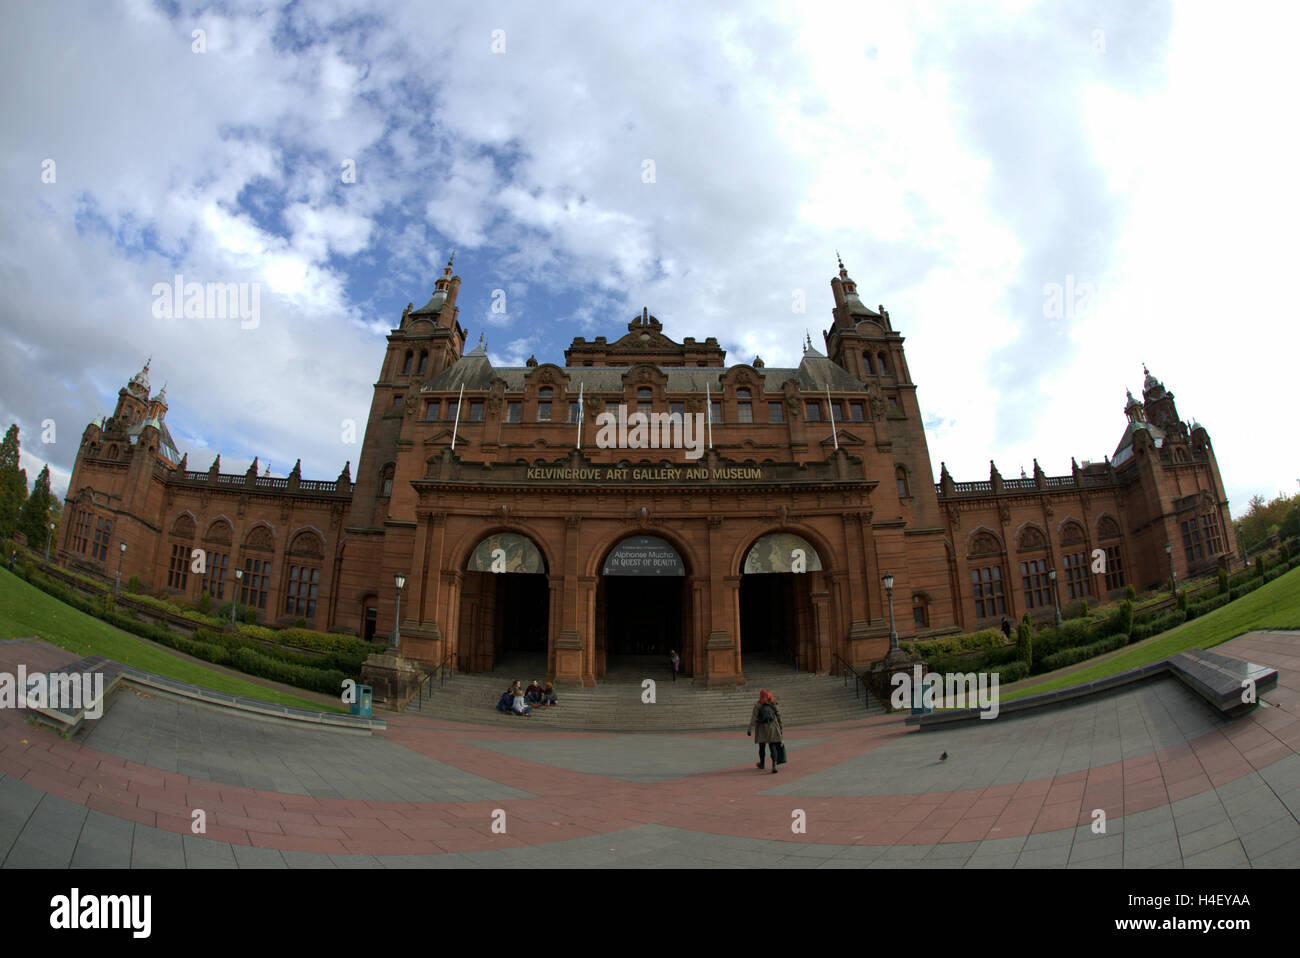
[908,647,1278,730]
[26,655,124,736]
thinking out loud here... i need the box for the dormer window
[736,388,753,423]
[537,387,553,422]
[637,387,652,415]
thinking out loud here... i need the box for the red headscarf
[758,689,774,705]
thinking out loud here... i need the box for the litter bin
[351,684,373,718]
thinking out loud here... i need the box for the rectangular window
[468,400,484,422]
[709,401,722,423]
[506,402,521,423]
[392,395,403,408]
[1201,514,1223,554]
[1064,552,1092,600]
[850,402,865,422]
[445,400,459,421]
[637,401,653,415]
[537,402,552,421]
[92,517,112,562]
[284,565,320,619]
[805,402,821,422]
[888,396,899,412]
[423,400,439,421]
[1020,559,1050,609]
[768,403,785,423]
[670,402,685,419]
[1182,519,1203,564]
[971,566,1005,619]
[240,558,270,610]
[168,544,189,591]
[1104,546,1125,591]
[202,551,228,601]
[737,403,753,423]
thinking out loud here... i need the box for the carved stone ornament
[997,502,1011,525]
[638,505,649,527]
[497,504,510,523]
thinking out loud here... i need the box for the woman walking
[747,689,784,773]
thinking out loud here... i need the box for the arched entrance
[595,534,692,680]
[457,532,550,674]
[739,532,823,671]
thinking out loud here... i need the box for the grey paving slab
[81,694,534,802]
[230,844,287,868]
[0,773,44,860]
[765,677,1223,797]
[70,810,134,869]
[1015,844,1071,868]
[130,825,186,868]
[2,792,88,868]
[1124,839,1183,867]
[1067,833,1123,864]
[182,834,238,868]
[1182,839,1250,868]
[1250,836,1300,868]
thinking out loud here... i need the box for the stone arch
[170,512,197,539]
[203,517,233,544]
[449,523,559,580]
[1058,519,1087,546]
[1096,514,1122,540]
[740,532,824,574]
[586,526,701,580]
[1015,522,1048,551]
[964,527,1004,556]
[287,528,325,557]
[243,523,275,552]
[728,521,837,577]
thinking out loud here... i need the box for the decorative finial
[477,331,484,348]
[447,249,455,271]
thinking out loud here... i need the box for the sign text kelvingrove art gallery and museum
[59,257,1234,694]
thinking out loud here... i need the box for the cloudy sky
[1,0,1295,519]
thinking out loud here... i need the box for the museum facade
[59,258,1234,686]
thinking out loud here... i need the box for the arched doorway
[595,534,692,680]
[739,532,823,671]
[457,532,550,674]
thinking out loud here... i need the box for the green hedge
[1039,633,1130,673]
[901,627,1006,658]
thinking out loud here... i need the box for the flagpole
[451,384,464,450]
[576,382,584,449]
[826,385,838,450]
[705,383,714,449]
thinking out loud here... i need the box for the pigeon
[940,751,948,761]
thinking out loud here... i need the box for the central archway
[739,532,824,671]
[457,532,550,674]
[595,534,692,681]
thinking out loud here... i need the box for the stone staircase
[402,655,886,731]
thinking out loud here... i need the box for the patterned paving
[1,631,1298,868]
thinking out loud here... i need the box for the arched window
[537,387,553,422]
[863,352,874,376]
[966,532,1006,619]
[895,467,909,498]
[285,531,324,621]
[400,351,413,376]
[240,526,274,611]
[380,465,394,498]
[1097,516,1121,540]
[637,386,653,414]
[877,352,889,376]
[1017,526,1047,551]
[416,351,428,376]
[168,515,196,591]
[201,521,232,600]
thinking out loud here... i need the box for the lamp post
[231,568,243,626]
[45,521,54,563]
[882,572,897,654]
[1048,568,1062,628]
[389,573,407,653]
[115,542,126,595]
[1166,543,1176,596]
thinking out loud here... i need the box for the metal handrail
[830,651,871,708]
[416,651,460,709]
[438,651,458,687]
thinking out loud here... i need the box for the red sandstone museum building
[59,260,1234,686]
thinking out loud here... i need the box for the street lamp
[882,572,897,654]
[1048,568,1062,628]
[231,568,243,626]
[115,541,126,595]
[45,521,54,563]
[1166,543,1176,596]
[389,573,407,653]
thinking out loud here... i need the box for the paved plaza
[1,632,1298,868]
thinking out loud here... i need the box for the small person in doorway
[747,689,784,773]
[668,649,681,682]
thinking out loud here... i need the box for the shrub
[198,590,212,614]
[1218,569,1229,594]
[1176,589,1188,611]
[994,661,1029,684]
[242,605,257,624]
[1125,584,1136,601]
[1039,633,1129,673]
[127,575,140,594]
[293,616,307,628]
[1016,615,1032,671]
[1256,556,1265,578]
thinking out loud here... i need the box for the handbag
[773,741,788,765]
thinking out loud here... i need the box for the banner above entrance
[603,535,686,576]
[469,533,546,574]
[743,532,823,574]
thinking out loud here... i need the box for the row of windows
[414,393,882,424]
[91,517,112,562]
[972,550,1123,621]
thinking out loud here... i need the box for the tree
[0,425,27,539]
[18,464,54,551]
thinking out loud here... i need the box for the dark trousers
[757,741,781,765]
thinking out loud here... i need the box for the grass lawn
[0,567,342,711]
[1004,565,1300,702]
